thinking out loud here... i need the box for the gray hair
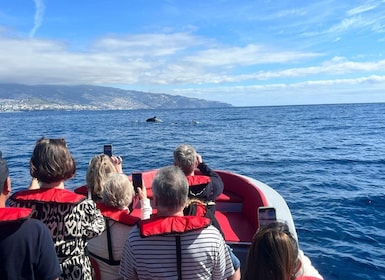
[102,173,134,209]
[152,165,188,211]
[173,144,197,175]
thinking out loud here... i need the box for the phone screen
[103,145,112,157]
[258,207,277,227]
[132,173,142,193]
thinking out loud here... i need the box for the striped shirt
[119,224,235,280]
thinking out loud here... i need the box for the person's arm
[197,161,224,200]
[35,221,62,280]
[137,182,152,220]
[110,155,123,173]
[211,228,235,280]
[119,232,139,280]
[81,200,106,238]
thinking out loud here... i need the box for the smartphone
[103,144,112,157]
[132,173,143,194]
[258,206,277,228]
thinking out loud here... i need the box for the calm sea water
[1,103,384,279]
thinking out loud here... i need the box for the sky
[1,1,385,106]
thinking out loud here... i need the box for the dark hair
[30,137,76,184]
[242,222,299,280]
[0,151,9,191]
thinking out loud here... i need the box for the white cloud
[347,3,378,16]
[29,0,45,38]
[183,44,320,67]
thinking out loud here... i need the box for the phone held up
[132,173,143,194]
[257,206,277,229]
[103,144,113,157]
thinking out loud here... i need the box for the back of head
[0,151,9,192]
[86,154,116,198]
[243,222,299,280]
[102,173,134,209]
[152,165,188,212]
[173,144,197,175]
[30,137,76,184]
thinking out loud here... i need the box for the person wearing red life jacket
[8,138,105,280]
[173,144,224,213]
[87,173,152,280]
[0,151,61,280]
[119,165,237,280]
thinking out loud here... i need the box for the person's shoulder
[22,218,51,235]
[199,224,223,238]
[24,217,46,227]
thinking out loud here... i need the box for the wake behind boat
[130,169,324,279]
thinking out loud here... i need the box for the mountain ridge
[0,83,231,111]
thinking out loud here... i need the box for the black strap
[176,235,182,280]
[87,218,120,266]
[88,250,120,266]
[106,218,114,262]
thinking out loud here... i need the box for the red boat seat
[215,211,255,242]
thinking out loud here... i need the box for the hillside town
[0,99,97,112]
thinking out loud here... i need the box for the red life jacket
[186,175,211,187]
[140,215,211,237]
[74,185,88,196]
[88,203,140,266]
[0,208,32,222]
[10,188,86,204]
[186,175,212,200]
[96,202,139,226]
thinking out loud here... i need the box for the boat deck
[134,169,267,244]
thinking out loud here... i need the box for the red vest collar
[186,175,211,187]
[11,188,86,204]
[140,215,211,237]
[96,203,140,226]
[74,185,88,196]
[0,208,32,222]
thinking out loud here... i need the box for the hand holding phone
[132,173,143,194]
[258,206,277,228]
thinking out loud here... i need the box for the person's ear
[2,176,11,195]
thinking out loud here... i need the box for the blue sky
[1,0,385,106]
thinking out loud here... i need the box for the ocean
[1,103,384,279]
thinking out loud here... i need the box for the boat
[129,169,324,279]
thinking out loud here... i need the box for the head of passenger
[242,221,300,280]
[0,151,10,197]
[30,137,76,184]
[86,154,116,199]
[102,173,134,210]
[173,144,197,175]
[152,165,188,213]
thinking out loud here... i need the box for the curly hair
[86,154,116,198]
[102,173,134,209]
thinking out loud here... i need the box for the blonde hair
[86,154,116,198]
[102,173,134,209]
